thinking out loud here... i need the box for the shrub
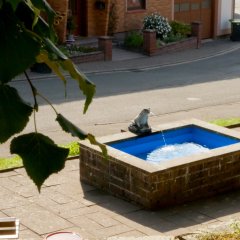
[163,32,184,43]
[161,21,191,44]
[143,13,171,40]
[124,31,143,49]
[170,21,191,38]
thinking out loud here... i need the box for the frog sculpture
[128,108,152,135]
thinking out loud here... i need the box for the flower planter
[30,63,52,74]
[154,37,197,55]
[70,51,104,64]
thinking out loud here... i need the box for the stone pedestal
[143,29,157,56]
[191,21,202,49]
[98,36,112,61]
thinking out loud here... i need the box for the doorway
[69,0,88,36]
[174,0,213,39]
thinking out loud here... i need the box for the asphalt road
[2,48,240,157]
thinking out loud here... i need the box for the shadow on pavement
[80,178,240,235]
[12,46,240,107]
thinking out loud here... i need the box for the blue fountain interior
[108,125,240,163]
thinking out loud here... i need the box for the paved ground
[2,33,240,239]
[1,159,240,240]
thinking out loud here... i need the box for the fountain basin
[80,119,240,209]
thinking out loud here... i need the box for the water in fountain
[161,130,167,146]
[146,142,210,163]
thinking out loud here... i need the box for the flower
[143,13,171,40]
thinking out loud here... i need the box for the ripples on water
[146,142,210,163]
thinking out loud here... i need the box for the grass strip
[197,232,240,240]
[210,117,240,127]
[0,141,80,171]
[197,222,240,240]
[2,117,240,171]
[0,155,23,171]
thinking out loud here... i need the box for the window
[174,4,180,12]
[191,3,200,10]
[202,0,211,9]
[127,0,146,11]
[180,3,190,11]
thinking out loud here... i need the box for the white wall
[235,0,240,17]
[218,0,234,35]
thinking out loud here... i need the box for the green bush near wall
[124,31,143,49]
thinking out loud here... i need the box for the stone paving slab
[91,224,134,239]
[0,159,240,239]
[17,228,42,240]
[107,230,147,238]
[2,203,73,235]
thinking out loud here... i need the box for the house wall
[86,0,173,36]
[48,0,235,41]
[217,0,234,36]
[47,0,69,43]
[84,0,234,38]
[115,0,173,32]
[87,0,110,36]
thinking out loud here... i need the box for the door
[79,0,88,36]
[174,0,213,39]
[201,0,212,39]
[69,0,88,36]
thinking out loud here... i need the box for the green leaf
[0,85,33,143]
[30,0,55,29]
[60,60,96,113]
[0,2,40,83]
[10,133,69,191]
[34,16,55,40]
[6,0,22,11]
[56,114,108,158]
[87,134,108,159]
[39,39,95,113]
[35,44,96,113]
[15,1,56,41]
[36,50,66,86]
[56,114,88,139]
[44,38,68,60]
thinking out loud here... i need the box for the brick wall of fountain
[79,120,240,209]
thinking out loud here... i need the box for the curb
[82,43,240,75]
[13,42,240,81]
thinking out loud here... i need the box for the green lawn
[2,117,240,171]
[210,117,240,127]
[0,155,23,171]
[0,141,80,171]
[196,222,240,240]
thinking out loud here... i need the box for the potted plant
[30,62,52,74]
[67,15,76,42]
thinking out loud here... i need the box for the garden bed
[70,51,104,64]
[154,36,197,55]
[60,43,105,64]
[115,34,197,57]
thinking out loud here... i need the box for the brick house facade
[116,0,173,33]
[51,0,234,42]
[68,0,173,37]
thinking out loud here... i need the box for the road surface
[1,48,240,157]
